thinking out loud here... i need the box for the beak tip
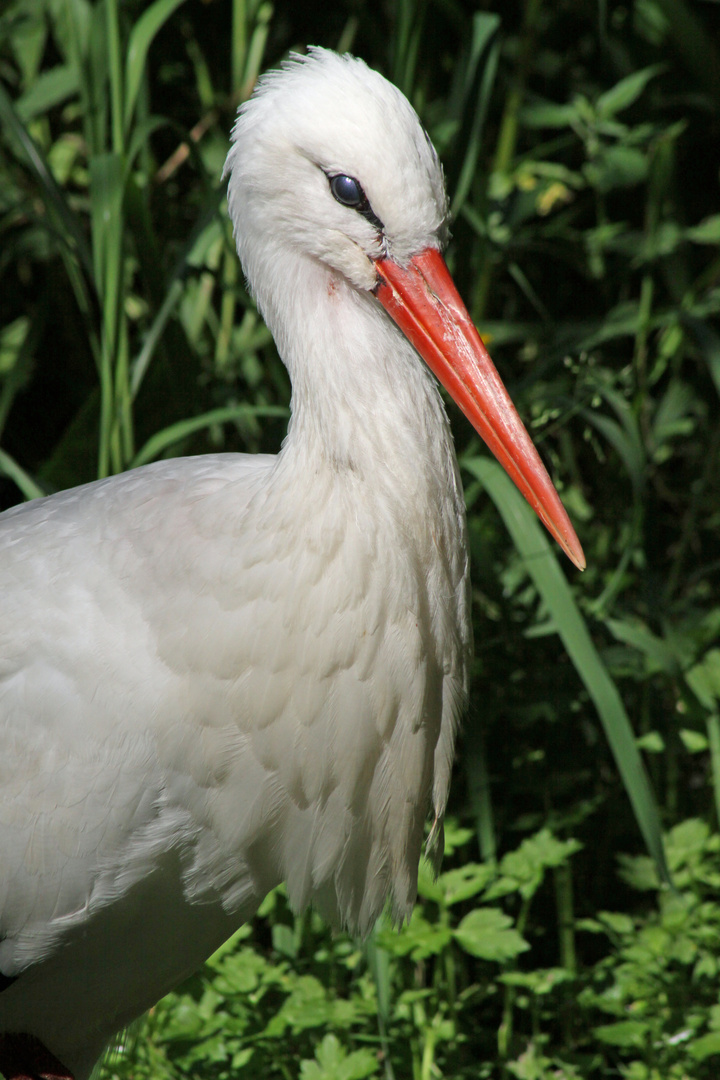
[566,538,586,572]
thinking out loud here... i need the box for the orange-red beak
[374,247,585,571]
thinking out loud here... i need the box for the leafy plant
[3,0,720,1077]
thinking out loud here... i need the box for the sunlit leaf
[454,908,530,961]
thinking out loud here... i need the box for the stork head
[224,49,585,570]
[225,48,447,291]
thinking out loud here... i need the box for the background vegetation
[2,0,720,1076]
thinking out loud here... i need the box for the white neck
[256,248,460,512]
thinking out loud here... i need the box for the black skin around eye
[328,173,384,232]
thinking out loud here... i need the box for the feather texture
[0,49,472,1080]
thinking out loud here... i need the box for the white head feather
[224,47,448,299]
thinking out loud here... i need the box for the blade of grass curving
[130,404,289,468]
[124,0,189,136]
[463,454,670,883]
[450,13,500,218]
[0,448,46,501]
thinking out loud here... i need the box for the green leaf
[438,862,496,906]
[206,948,265,995]
[686,649,720,711]
[666,818,710,867]
[15,63,79,121]
[485,831,581,901]
[606,618,678,674]
[449,12,500,215]
[652,379,697,446]
[686,215,720,245]
[454,907,530,961]
[520,100,579,129]
[679,729,708,753]
[585,146,649,193]
[636,731,665,753]
[123,0,189,135]
[596,64,664,117]
[263,975,359,1038]
[690,1032,720,1062]
[617,853,660,891]
[462,457,669,885]
[581,384,646,492]
[499,967,574,994]
[300,1035,379,1080]
[379,910,453,960]
[593,1020,650,1047]
[89,152,124,303]
[598,911,635,935]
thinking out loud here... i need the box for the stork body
[0,49,582,1080]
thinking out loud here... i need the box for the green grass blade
[89,151,125,475]
[106,0,124,153]
[124,0,189,135]
[90,152,125,305]
[463,455,670,883]
[130,404,289,467]
[0,448,46,501]
[450,13,500,218]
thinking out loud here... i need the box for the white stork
[0,48,584,1080]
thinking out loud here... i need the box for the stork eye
[328,173,384,232]
[330,174,364,207]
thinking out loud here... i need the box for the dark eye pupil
[330,174,363,207]
[327,173,384,233]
